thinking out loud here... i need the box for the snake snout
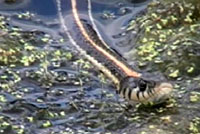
[155,82,173,96]
[150,82,173,103]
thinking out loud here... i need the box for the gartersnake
[56,0,173,103]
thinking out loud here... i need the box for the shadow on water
[0,0,199,134]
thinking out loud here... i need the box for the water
[0,0,199,134]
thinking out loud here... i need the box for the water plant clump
[127,0,200,79]
[0,12,107,134]
[189,117,200,134]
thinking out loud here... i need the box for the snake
[56,0,173,103]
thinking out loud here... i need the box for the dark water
[0,0,200,134]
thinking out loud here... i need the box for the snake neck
[69,0,141,85]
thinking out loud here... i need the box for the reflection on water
[0,0,199,134]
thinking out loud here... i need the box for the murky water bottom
[0,0,200,134]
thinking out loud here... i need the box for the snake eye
[138,79,147,92]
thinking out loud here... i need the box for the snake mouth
[138,82,173,103]
[156,82,173,94]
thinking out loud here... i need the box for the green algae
[0,12,94,133]
[190,91,200,103]
[126,2,200,133]
[41,120,52,128]
[189,117,200,134]
[0,13,92,91]
[127,0,200,79]
[0,116,26,134]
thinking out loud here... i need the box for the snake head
[119,76,173,103]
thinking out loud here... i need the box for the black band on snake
[56,0,173,103]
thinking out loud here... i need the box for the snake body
[56,0,173,103]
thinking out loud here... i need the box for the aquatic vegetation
[16,11,34,20]
[128,0,200,79]
[0,68,21,91]
[126,1,200,133]
[189,117,200,134]
[0,12,103,134]
[0,16,45,67]
[190,91,200,103]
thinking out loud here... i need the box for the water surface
[0,0,199,134]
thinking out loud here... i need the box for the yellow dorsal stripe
[71,0,141,78]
